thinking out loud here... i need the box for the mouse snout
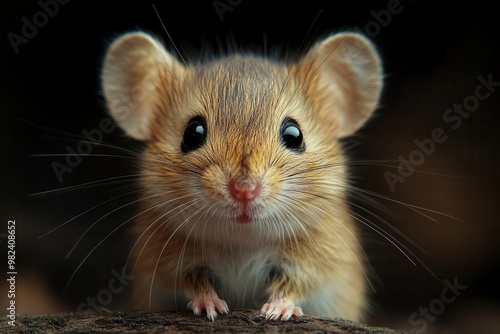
[228,178,262,203]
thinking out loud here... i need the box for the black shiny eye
[280,118,305,152]
[181,116,207,153]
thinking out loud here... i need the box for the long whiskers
[149,199,210,309]
[129,195,204,273]
[63,190,180,289]
[274,195,318,252]
[348,159,476,179]
[279,194,376,292]
[65,191,172,260]
[174,200,214,310]
[38,190,137,239]
[286,184,445,285]
[280,155,457,287]
[344,184,462,222]
[30,174,141,197]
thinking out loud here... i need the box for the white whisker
[38,190,136,239]
[283,193,376,292]
[65,191,171,259]
[149,198,210,309]
[64,190,178,289]
[31,174,141,196]
[129,195,203,273]
[344,184,462,222]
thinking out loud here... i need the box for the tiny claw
[260,300,303,321]
[206,305,217,321]
[187,301,200,316]
[260,303,270,315]
[282,308,294,321]
[187,294,229,321]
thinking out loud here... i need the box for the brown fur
[102,31,382,321]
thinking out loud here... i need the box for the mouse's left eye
[181,116,207,153]
[280,118,305,152]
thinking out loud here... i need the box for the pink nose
[228,179,261,202]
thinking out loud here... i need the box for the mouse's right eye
[181,116,207,153]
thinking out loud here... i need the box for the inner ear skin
[101,32,185,141]
[294,33,382,139]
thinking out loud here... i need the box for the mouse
[101,30,382,321]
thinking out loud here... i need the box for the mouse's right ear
[101,32,184,141]
[295,32,383,138]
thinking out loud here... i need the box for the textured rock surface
[5,310,410,334]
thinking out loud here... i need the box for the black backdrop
[2,0,499,331]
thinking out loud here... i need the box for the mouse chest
[209,249,275,309]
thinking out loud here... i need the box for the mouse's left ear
[295,33,383,138]
[101,32,185,141]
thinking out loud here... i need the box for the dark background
[1,0,499,332]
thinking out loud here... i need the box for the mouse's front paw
[260,300,303,321]
[187,293,229,321]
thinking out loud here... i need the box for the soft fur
[101,31,382,321]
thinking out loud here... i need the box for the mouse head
[102,32,382,245]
